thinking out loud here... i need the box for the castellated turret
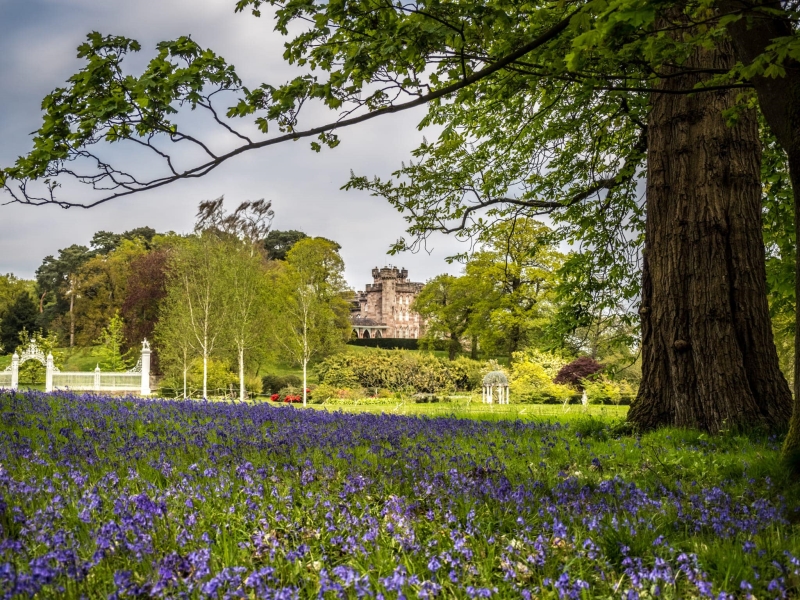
[351,266,425,339]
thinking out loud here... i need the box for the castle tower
[350,266,425,339]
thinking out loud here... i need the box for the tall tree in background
[72,238,148,345]
[0,275,36,332]
[94,311,133,371]
[121,245,171,365]
[465,219,564,356]
[263,230,308,261]
[414,275,477,360]
[269,238,351,405]
[36,245,91,347]
[155,275,197,399]
[0,292,38,353]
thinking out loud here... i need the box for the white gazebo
[482,371,510,404]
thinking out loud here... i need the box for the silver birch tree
[166,234,229,398]
[155,282,197,398]
[268,238,351,406]
[196,197,273,402]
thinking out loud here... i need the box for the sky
[0,0,466,291]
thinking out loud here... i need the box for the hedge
[348,338,420,350]
[317,350,484,393]
[347,338,452,351]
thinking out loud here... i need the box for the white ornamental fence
[1,340,151,395]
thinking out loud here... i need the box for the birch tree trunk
[239,346,245,402]
[69,280,75,348]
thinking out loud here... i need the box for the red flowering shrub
[283,395,303,403]
[270,394,280,402]
[554,357,604,390]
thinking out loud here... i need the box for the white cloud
[0,0,466,289]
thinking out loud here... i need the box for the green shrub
[509,349,573,404]
[447,356,485,391]
[311,383,339,402]
[321,395,397,406]
[261,373,302,394]
[317,350,479,393]
[583,377,637,406]
[245,376,263,396]
[188,358,237,396]
[414,394,450,404]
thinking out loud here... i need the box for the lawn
[1,390,798,598]
[308,399,629,422]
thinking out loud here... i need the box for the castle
[351,267,425,339]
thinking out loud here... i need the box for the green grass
[60,346,103,371]
[308,399,629,422]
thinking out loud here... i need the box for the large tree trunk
[717,0,800,456]
[628,33,792,432]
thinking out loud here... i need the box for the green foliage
[347,337,420,350]
[93,312,133,372]
[317,349,486,393]
[263,229,308,261]
[261,373,302,394]
[187,358,237,396]
[583,376,636,406]
[762,125,796,387]
[413,274,475,360]
[446,356,486,391]
[15,330,63,384]
[0,291,38,354]
[510,348,575,404]
[309,382,339,402]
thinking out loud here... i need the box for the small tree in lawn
[268,238,350,406]
[554,356,604,391]
[155,283,197,399]
[94,311,133,371]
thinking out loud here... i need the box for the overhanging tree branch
[1,9,579,209]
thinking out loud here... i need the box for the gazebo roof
[482,371,509,386]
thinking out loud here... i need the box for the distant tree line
[0,200,351,401]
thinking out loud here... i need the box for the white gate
[1,339,151,395]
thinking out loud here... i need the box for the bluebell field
[1,390,799,598]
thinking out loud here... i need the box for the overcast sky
[0,0,466,290]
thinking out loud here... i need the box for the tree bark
[449,333,460,360]
[716,0,800,456]
[239,347,246,402]
[628,32,792,433]
[69,278,75,348]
